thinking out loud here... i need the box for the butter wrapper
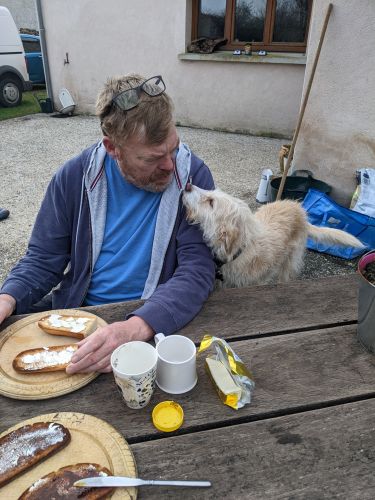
[198,335,254,410]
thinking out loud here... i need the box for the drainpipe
[35,0,54,111]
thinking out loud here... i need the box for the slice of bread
[0,422,71,488]
[18,463,114,499]
[13,344,78,373]
[38,314,97,339]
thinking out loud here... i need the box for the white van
[0,6,32,107]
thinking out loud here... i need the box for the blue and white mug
[111,341,157,409]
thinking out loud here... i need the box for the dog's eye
[207,198,214,208]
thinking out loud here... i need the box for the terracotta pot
[357,250,375,353]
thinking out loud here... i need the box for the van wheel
[0,77,22,107]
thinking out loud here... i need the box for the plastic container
[357,250,375,353]
[269,169,331,202]
[34,94,53,113]
[256,168,273,203]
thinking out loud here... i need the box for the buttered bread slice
[13,344,78,373]
[0,422,70,488]
[38,314,97,339]
[18,463,114,499]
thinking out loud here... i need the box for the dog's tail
[307,223,364,248]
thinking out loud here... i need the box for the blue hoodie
[0,142,216,335]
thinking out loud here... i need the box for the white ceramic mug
[154,333,197,394]
[111,341,157,409]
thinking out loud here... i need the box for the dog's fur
[183,185,364,287]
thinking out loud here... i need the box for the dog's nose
[185,181,192,192]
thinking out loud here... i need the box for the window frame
[191,0,313,53]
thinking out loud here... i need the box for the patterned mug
[111,341,157,409]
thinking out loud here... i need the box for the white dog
[183,185,364,287]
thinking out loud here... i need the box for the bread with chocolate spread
[0,422,71,488]
[13,344,78,373]
[38,314,97,340]
[18,463,113,499]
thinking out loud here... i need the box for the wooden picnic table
[2,273,375,498]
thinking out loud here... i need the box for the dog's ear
[219,225,240,257]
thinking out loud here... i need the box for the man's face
[104,126,179,192]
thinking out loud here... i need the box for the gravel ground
[0,113,358,286]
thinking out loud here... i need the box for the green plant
[0,90,46,121]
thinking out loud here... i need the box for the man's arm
[0,168,73,316]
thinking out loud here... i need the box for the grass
[0,89,47,121]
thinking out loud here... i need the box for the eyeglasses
[111,75,166,112]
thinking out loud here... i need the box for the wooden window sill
[178,51,306,65]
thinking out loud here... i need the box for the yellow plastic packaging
[198,335,254,410]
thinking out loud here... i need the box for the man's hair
[96,74,174,145]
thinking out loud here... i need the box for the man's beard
[120,169,173,193]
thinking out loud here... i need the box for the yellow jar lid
[152,401,184,432]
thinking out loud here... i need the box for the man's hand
[66,316,154,374]
[0,294,16,324]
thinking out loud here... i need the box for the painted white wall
[40,0,305,138]
[293,0,375,205]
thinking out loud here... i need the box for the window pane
[22,40,41,53]
[197,0,226,38]
[273,0,309,43]
[234,0,267,42]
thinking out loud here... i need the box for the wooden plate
[0,412,137,499]
[0,309,107,400]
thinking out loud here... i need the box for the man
[0,74,215,373]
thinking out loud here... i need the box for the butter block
[206,357,242,401]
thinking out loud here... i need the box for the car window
[22,40,41,53]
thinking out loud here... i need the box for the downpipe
[35,0,54,112]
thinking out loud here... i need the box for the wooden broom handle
[276,3,333,201]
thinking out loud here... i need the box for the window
[22,40,41,53]
[192,0,312,53]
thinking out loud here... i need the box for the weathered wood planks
[132,398,375,499]
[2,323,374,442]
[0,274,371,499]
[0,274,359,340]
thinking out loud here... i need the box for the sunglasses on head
[111,75,166,112]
